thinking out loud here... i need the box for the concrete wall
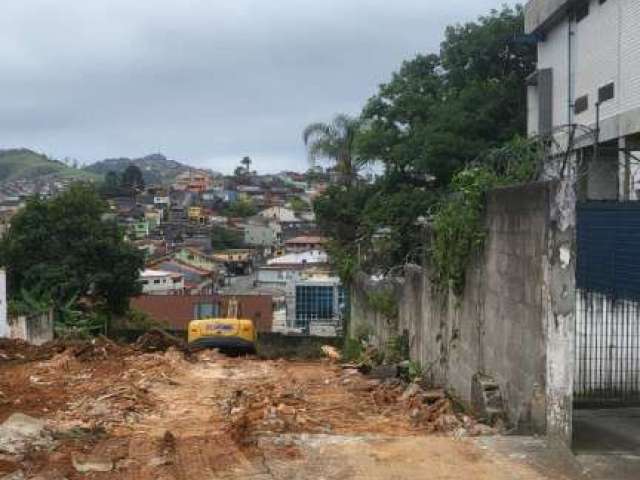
[7,311,54,346]
[351,181,576,442]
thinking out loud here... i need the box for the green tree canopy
[211,225,245,250]
[357,5,535,186]
[0,183,144,314]
[121,165,145,192]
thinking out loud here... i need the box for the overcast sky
[0,0,519,174]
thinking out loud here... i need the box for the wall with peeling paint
[351,180,576,441]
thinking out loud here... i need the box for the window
[154,279,161,284]
[574,3,589,22]
[295,285,335,327]
[574,95,589,114]
[598,83,615,103]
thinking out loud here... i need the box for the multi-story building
[526,0,640,199]
[140,269,185,295]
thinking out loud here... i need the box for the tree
[211,225,245,250]
[241,156,252,173]
[0,183,145,316]
[224,198,257,218]
[288,197,308,215]
[303,114,363,185]
[121,165,145,193]
[99,170,122,198]
[358,5,535,186]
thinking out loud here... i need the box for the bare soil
[0,340,574,479]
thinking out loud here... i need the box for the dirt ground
[0,339,578,480]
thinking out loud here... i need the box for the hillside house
[140,269,185,295]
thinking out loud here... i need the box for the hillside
[83,154,200,185]
[0,149,95,184]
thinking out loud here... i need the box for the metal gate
[575,202,640,405]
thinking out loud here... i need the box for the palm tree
[303,114,362,185]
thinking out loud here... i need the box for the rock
[1,471,24,480]
[368,365,397,380]
[0,413,54,455]
[321,345,341,362]
[72,453,114,473]
[400,383,423,401]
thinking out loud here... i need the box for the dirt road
[0,340,576,479]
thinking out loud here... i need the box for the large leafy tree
[0,183,144,315]
[303,114,363,185]
[358,5,535,186]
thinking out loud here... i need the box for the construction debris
[0,337,495,479]
[321,345,341,362]
[134,329,191,354]
[0,413,55,456]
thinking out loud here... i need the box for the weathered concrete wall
[351,181,575,439]
[7,311,54,345]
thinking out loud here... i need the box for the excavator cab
[187,298,257,354]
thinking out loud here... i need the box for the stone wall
[351,181,575,440]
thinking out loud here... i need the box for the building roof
[284,236,328,245]
[141,269,182,279]
[267,250,328,266]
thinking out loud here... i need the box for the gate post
[544,178,577,446]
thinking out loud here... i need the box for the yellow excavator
[187,298,257,353]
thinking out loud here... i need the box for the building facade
[526,0,640,199]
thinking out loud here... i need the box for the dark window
[598,83,615,103]
[575,3,589,22]
[574,95,589,114]
[154,279,161,284]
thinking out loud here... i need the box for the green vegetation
[211,225,245,250]
[303,114,364,186]
[288,197,308,215]
[312,6,537,295]
[0,183,145,331]
[83,154,191,186]
[0,149,97,183]
[224,198,257,218]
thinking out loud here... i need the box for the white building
[526,0,640,199]
[258,206,298,223]
[267,250,328,266]
[140,269,184,295]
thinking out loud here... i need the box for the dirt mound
[134,329,191,354]
[0,338,66,363]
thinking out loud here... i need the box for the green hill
[83,153,200,186]
[0,149,96,183]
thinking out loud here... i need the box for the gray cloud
[0,0,519,173]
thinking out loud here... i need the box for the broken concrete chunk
[400,383,423,401]
[72,453,114,473]
[0,413,54,455]
[368,365,397,380]
[0,471,25,480]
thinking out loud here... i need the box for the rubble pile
[0,339,66,363]
[226,383,313,443]
[370,379,495,436]
[134,329,192,355]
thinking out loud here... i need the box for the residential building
[140,269,185,295]
[284,236,328,253]
[525,0,640,199]
[174,247,220,272]
[258,206,298,223]
[243,217,281,248]
[173,170,213,193]
[146,257,217,294]
[212,249,256,275]
[267,250,328,267]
